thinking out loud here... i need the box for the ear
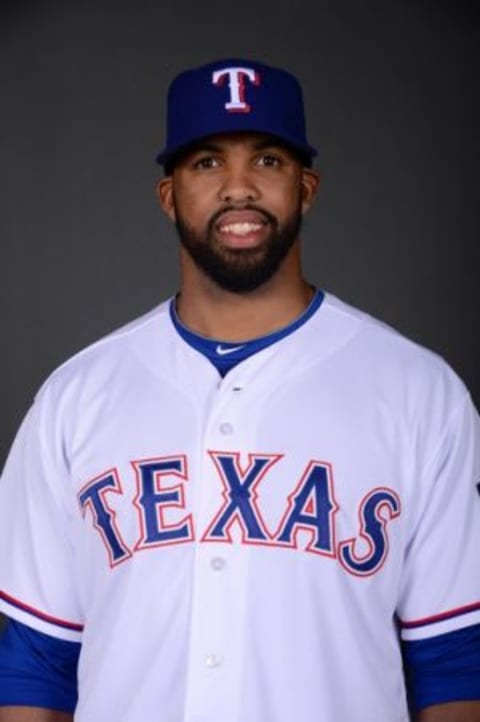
[156,176,176,222]
[300,168,321,214]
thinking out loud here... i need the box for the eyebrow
[251,138,287,151]
[188,136,290,155]
[189,142,224,154]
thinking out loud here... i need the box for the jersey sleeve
[0,389,84,643]
[398,390,480,641]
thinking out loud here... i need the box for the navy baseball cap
[156,58,317,170]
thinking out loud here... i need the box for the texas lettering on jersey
[78,452,401,577]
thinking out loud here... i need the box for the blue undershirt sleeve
[402,623,480,711]
[0,616,80,712]
[2,617,478,713]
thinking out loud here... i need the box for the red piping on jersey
[0,590,84,632]
[401,600,480,629]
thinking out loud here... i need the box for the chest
[68,364,411,580]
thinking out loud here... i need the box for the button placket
[182,373,252,721]
[219,421,233,435]
[205,653,223,668]
[211,556,226,571]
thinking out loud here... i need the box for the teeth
[220,222,262,236]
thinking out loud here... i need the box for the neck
[176,246,313,342]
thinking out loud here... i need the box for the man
[0,59,479,722]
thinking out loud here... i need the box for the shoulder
[321,292,466,383]
[314,293,472,422]
[321,292,442,360]
[34,300,173,408]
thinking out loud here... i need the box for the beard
[174,201,303,293]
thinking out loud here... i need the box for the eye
[192,156,220,170]
[256,154,282,168]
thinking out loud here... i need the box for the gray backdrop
[2,0,479,466]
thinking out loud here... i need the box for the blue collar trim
[170,289,324,376]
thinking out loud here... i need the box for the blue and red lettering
[78,469,132,567]
[133,455,194,550]
[274,461,339,556]
[202,452,282,543]
[338,487,401,576]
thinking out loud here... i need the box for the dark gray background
[2,0,479,466]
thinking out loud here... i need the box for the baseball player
[0,59,479,722]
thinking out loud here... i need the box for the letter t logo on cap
[212,66,260,113]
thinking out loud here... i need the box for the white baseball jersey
[1,293,479,722]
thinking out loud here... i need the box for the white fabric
[1,293,479,722]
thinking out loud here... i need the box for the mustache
[207,205,277,232]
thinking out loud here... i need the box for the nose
[218,163,260,204]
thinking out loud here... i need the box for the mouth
[214,210,270,249]
[219,221,264,236]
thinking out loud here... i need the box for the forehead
[192,131,289,149]
[174,131,301,163]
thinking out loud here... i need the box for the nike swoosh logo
[216,344,246,356]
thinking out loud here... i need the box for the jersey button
[205,653,222,668]
[219,422,233,435]
[211,557,225,571]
